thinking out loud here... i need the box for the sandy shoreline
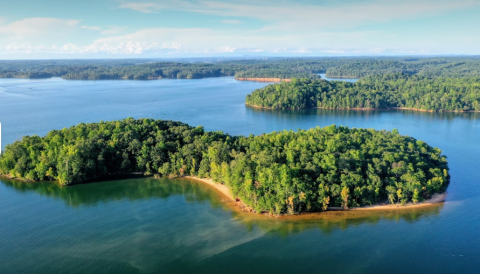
[1,174,447,219]
[184,176,235,201]
[351,192,447,211]
[182,176,447,215]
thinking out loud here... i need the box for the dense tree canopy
[2,57,480,80]
[245,74,480,111]
[325,58,480,78]
[0,118,449,214]
[0,58,334,80]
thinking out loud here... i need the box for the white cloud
[370,47,386,54]
[5,43,33,51]
[320,48,362,54]
[0,18,81,40]
[119,0,480,30]
[246,48,265,53]
[101,26,128,35]
[0,40,188,55]
[0,27,387,56]
[119,3,164,13]
[295,47,311,53]
[0,40,476,57]
[215,46,236,52]
[81,25,101,31]
[221,20,242,24]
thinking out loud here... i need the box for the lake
[319,73,359,82]
[0,77,479,273]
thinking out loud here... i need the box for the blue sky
[1,0,479,58]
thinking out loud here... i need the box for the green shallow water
[0,77,479,273]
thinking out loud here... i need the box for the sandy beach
[182,176,447,215]
[351,192,447,211]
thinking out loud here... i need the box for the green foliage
[246,74,480,111]
[325,57,480,78]
[2,57,480,80]
[0,58,333,80]
[0,119,450,214]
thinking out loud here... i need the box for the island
[0,118,449,215]
[245,74,480,112]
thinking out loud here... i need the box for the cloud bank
[1,0,479,58]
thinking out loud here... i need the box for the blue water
[0,77,479,273]
[319,73,359,82]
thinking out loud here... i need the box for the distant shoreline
[245,104,480,113]
[235,77,292,82]
[324,75,360,79]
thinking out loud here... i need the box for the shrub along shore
[0,118,449,215]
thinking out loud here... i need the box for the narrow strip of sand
[351,192,447,211]
[182,176,446,214]
[184,176,235,201]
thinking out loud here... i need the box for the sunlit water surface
[0,77,479,273]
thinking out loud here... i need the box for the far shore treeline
[1,56,480,80]
[0,119,449,214]
[246,74,480,112]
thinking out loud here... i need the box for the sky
[1,0,480,59]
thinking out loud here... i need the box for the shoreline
[235,77,292,82]
[184,176,235,202]
[245,104,480,113]
[182,176,447,216]
[324,75,359,79]
[0,174,34,183]
[1,174,447,218]
[351,192,447,211]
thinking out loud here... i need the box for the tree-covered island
[0,119,449,214]
[246,73,480,112]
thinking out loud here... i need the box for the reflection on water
[247,107,480,122]
[1,177,444,235]
[1,77,478,273]
[1,176,224,208]
[233,204,444,236]
[0,177,447,273]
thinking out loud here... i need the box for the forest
[245,73,480,111]
[1,57,480,80]
[0,58,336,80]
[0,118,449,214]
[325,58,480,78]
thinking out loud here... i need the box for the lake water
[319,73,359,82]
[0,77,479,273]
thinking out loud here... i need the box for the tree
[412,189,419,204]
[396,188,403,204]
[0,118,450,215]
[341,186,350,209]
